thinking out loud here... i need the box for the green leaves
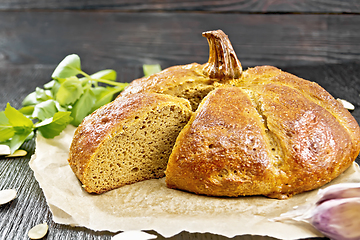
[32,54,129,128]
[143,64,162,77]
[22,87,52,109]
[70,88,96,126]
[0,111,15,142]
[0,102,71,153]
[51,54,82,79]
[0,54,130,154]
[32,100,59,121]
[91,86,120,112]
[4,103,33,128]
[90,69,117,81]
[0,103,34,153]
[1,54,160,155]
[36,112,73,138]
[56,77,84,106]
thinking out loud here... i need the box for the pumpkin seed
[337,98,355,110]
[6,149,27,158]
[0,144,11,156]
[0,189,17,205]
[28,223,48,239]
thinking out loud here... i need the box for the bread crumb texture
[68,93,192,194]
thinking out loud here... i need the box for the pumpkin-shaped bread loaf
[68,30,360,198]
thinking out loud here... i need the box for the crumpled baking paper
[29,125,360,239]
[112,230,157,240]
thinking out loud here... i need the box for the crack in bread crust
[240,87,285,171]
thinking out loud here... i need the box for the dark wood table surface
[1,1,360,239]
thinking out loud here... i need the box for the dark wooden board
[1,11,360,110]
[1,12,360,84]
[0,0,360,13]
[1,6,360,240]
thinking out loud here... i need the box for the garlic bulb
[317,183,360,204]
[272,183,360,240]
[310,197,360,240]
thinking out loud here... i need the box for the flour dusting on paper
[29,125,360,239]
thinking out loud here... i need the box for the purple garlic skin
[272,183,360,240]
[316,183,360,205]
[310,197,360,240]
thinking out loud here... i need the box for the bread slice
[68,92,192,194]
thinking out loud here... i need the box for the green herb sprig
[0,54,130,154]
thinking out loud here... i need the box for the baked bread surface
[68,92,192,194]
[165,66,360,199]
[119,64,217,110]
[68,30,360,198]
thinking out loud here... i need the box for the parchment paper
[29,125,360,239]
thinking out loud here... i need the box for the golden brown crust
[119,63,211,96]
[254,83,355,198]
[68,92,191,185]
[118,63,220,111]
[166,86,279,197]
[239,65,360,153]
[69,30,360,198]
[166,66,360,199]
[120,30,243,102]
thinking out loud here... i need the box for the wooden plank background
[1,0,360,13]
[1,11,360,109]
[1,1,360,239]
